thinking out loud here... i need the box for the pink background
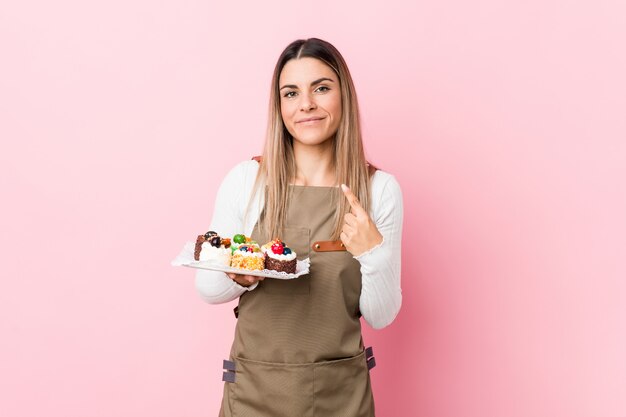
[1,1,625,416]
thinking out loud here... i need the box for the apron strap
[312,240,346,252]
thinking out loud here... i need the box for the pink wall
[1,1,625,416]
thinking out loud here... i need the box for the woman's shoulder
[217,159,260,193]
[371,169,401,195]
[223,159,260,181]
[228,158,260,175]
[370,169,403,210]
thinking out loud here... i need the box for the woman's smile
[297,117,326,126]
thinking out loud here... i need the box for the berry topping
[209,236,221,247]
[204,231,218,239]
[239,245,248,252]
[247,246,254,253]
[233,234,246,244]
[271,243,284,255]
[222,238,231,248]
[281,241,286,247]
[283,247,292,255]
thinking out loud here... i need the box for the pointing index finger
[341,184,366,214]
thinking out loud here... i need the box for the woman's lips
[297,117,325,125]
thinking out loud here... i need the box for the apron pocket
[313,351,375,417]
[231,356,314,417]
[264,226,311,295]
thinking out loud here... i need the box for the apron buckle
[222,359,236,383]
[367,357,376,370]
[365,346,376,371]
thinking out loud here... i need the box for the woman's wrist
[354,235,386,260]
[227,272,264,288]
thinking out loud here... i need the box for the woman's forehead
[279,57,337,86]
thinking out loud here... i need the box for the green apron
[219,185,376,417]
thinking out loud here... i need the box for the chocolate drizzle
[194,235,206,261]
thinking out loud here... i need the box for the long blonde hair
[249,38,374,240]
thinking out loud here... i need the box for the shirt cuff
[354,236,385,261]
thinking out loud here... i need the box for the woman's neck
[292,140,335,186]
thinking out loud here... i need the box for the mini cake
[231,233,258,251]
[262,238,297,274]
[230,242,265,271]
[194,231,232,266]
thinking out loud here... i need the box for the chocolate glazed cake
[194,235,207,261]
[264,253,297,274]
[194,231,230,261]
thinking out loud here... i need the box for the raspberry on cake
[262,238,297,274]
[230,242,265,271]
[194,231,232,266]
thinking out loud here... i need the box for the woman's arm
[355,173,404,329]
[194,161,261,304]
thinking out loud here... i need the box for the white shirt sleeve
[194,160,262,304]
[354,172,404,329]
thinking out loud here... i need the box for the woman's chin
[292,133,335,147]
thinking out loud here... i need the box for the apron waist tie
[222,360,236,383]
[365,346,376,371]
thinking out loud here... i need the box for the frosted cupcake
[262,239,297,274]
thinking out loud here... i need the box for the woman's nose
[300,93,316,111]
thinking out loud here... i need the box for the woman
[195,38,403,417]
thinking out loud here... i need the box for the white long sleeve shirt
[195,160,403,329]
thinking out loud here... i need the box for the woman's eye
[316,86,330,92]
[284,91,296,98]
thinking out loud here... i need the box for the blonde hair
[249,38,374,240]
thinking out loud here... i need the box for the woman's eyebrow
[280,77,334,90]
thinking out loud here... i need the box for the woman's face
[279,57,342,147]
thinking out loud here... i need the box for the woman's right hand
[227,272,265,287]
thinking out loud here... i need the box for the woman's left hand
[340,184,383,257]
